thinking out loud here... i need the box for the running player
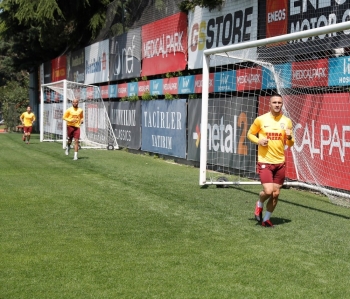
[62,98,84,160]
[20,106,36,144]
[247,94,294,227]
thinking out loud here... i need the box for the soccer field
[1,133,350,298]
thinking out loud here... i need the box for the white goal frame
[200,21,350,200]
[40,79,118,150]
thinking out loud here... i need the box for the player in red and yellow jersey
[20,106,36,144]
[247,94,294,227]
[62,98,84,160]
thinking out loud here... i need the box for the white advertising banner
[188,0,258,69]
[84,39,109,84]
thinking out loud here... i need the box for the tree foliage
[0,74,29,129]
[0,0,114,71]
[179,0,224,12]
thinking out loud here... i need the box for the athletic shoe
[254,201,263,222]
[73,157,78,161]
[65,146,70,156]
[262,220,274,228]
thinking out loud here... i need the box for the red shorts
[257,162,286,185]
[67,126,80,140]
[23,126,33,133]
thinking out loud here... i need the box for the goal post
[40,79,118,150]
[200,21,350,206]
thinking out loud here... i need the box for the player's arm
[20,113,24,124]
[247,119,260,144]
[285,119,294,147]
[62,110,71,122]
[80,111,84,124]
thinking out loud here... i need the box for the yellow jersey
[247,112,294,164]
[20,112,36,127]
[63,107,84,128]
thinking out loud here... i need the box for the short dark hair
[270,93,282,99]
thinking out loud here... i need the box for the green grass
[1,133,350,298]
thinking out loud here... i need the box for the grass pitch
[1,133,350,298]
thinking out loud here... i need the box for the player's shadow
[251,217,291,226]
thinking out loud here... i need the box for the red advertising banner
[51,55,67,82]
[100,86,109,99]
[141,12,188,76]
[194,73,214,94]
[259,94,350,191]
[163,77,178,95]
[86,87,94,99]
[291,59,328,88]
[266,0,288,38]
[117,83,128,98]
[236,67,262,91]
[138,81,150,96]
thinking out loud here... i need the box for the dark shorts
[23,126,33,134]
[258,162,286,185]
[67,126,80,140]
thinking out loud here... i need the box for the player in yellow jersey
[247,94,294,227]
[20,106,36,144]
[62,98,84,160]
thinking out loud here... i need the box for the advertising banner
[260,0,350,57]
[188,97,258,166]
[259,93,350,191]
[236,67,262,91]
[67,48,85,83]
[109,85,118,98]
[43,103,64,135]
[150,79,163,96]
[117,83,128,98]
[138,81,150,96]
[329,56,350,86]
[141,99,187,158]
[141,12,188,76]
[187,98,202,161]
[100,86,109,99]
[109,28,142,81]
[85,39,109,84]
[194,73,214,93]
[128,82,138,96]
[163,77,178,95]
[110,101,141,150]
[178,75,195,94]
[291,58,328,88]
[206,97,257,170]
[188,0,258,69]
[214,71,236,92]
[288,93,350,190]
[51,55,67,82]
[43,61,52,84]
[262,63,292,89]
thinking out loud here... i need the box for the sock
[74,152,78,158]
[257,201,263,208]
[263,211,272,222]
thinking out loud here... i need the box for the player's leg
[23,127,27,142]
[65,126,73,155]
[254,163,273,222]
[262,163,286,227]
[26,127,33,144]
[73,127,80,160]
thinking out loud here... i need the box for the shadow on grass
[251,217,291,227]
[234,186,350,221]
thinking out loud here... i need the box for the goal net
[200,21,350,207]
[40,80,118,150]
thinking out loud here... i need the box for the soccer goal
[200,21,350,206]
[40,80,118,150]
